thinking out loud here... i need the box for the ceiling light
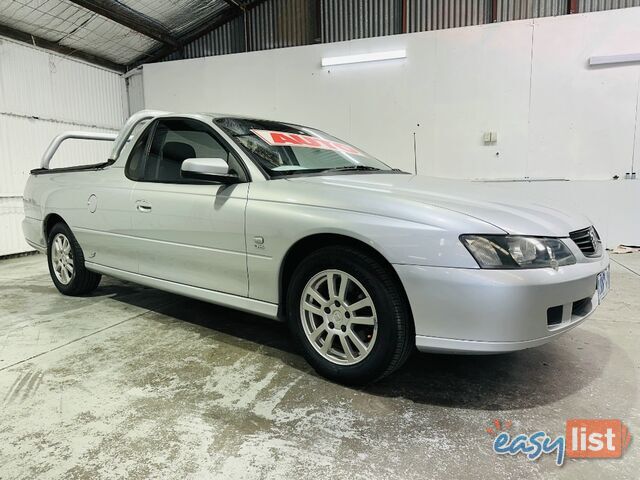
[589,53,640,66]
[321,49,407,67]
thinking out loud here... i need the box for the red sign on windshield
[252,129,364,156]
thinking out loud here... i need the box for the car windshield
[214,117,395,177]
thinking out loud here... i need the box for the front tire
[287,246,413,385]
[47,222,101,296]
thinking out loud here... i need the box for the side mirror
[181,157,240,184]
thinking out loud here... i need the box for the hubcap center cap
[332,311,343,323]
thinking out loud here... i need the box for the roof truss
[0,1,268,73]
[67,0,180,47]
[128,0,268,69]
[0,23,125,72]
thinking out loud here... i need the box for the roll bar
[40,131,118,169]
[39,110,169,170]
[108,109,169,161]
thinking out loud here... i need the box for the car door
[126,117,250,296]
[73,120,154,273]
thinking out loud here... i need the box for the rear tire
[287,246,413,385]
[47,222,101,296]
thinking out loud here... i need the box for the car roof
[195,112,304,126]
[128,111,309,135]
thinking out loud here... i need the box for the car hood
[290,174,590,236]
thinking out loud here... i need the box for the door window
[126,118,246,183]
[125,122,152,181]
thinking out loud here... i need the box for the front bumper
[394,252,609,353]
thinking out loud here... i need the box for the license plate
[597,266,610,304]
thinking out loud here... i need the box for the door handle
[135,200,152,213]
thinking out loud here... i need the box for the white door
[126,118,250,296]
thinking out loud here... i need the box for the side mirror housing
[181,158,240,184]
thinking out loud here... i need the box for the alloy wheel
[51,233,75,285]
[300,269,378,365]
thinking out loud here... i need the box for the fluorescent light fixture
[589,52,640,66]
[322,49,406,67]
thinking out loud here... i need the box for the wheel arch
[43,213,67,240]
[278,233,414,325]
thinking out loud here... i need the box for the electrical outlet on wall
[483,131,498,144]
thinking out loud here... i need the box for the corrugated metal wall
[496,0,566,21]
[249,0,315,50]
[163,0,316,60]
[406,0,488,32]
[320,0,401,42]
[0,39,126,256]
[163,0,640,61]
[182,16,246,59]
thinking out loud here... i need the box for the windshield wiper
[327,165,382,172]
[271,168,329,176]
[270,165,390,178]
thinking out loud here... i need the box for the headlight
[460,235,576,269]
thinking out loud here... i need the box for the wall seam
[524,20,536,179]
[0,111,119,131]
[631,65,640,174]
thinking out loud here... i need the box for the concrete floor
[0,254,638,479]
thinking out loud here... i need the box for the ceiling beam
[222,0,244,10]
[0,23,125,72]
[128,0,268,69]
[68,0,179,47]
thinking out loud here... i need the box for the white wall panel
[125,68,145,115]
[0,115,116,197]
[144,7,640,246]
[427,22,533,179]
[635,71,640,177]
[0,39,126,256]
[0,197,30,257]
[527,11,640,179]
[0,39,126,129]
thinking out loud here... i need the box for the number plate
[596,266,610,304]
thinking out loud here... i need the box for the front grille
[569,226,600,257]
